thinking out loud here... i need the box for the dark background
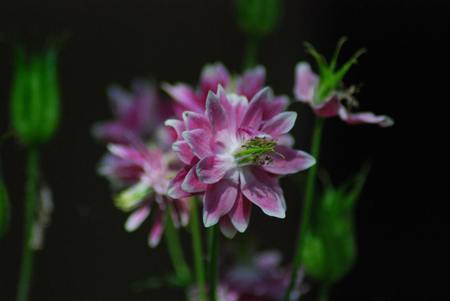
[0,0,448,300]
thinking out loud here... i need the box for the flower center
[234,136,277,166]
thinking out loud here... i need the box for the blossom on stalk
[294,39,394,127]
[166,86,315,237]
[93,80,173,144]
[163,63,289,119]
[105,143,189,247]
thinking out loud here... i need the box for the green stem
[318,284,330,301]
[283,117,324,301]
[243,36,259,70]
[190,199,206,301]
[208,225,220,301]
[164,209,190,284]
[16,148,39,301]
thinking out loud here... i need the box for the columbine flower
[163,63,288,119]
[294,39,394,127]
[92,80,173,144]
[166,86,315,237]
[106,143,189,247]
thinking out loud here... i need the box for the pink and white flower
[166,86,315,237]
[106,143,189,247]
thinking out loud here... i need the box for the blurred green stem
[283,117,324,301]
[190,198,206,301]
[208,225,220,301]
[164,209,190,284]
[17,148,39,301]
[318,285,330,301]
[243,36,259,69]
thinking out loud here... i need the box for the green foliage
[10,46,61,146]
[301,164,370,284]
[235,0,282,37]
[305,38,366,105]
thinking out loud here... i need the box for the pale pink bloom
[104,143,189,247]
[163,63,288,120]
[167,86,315,237]
[93,80,173,144]
[294,62,394,127]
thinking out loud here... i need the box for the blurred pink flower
[166,86,315,237]
[163,63,288,119]
[106,143,189,247]
[92,80,173,144]
[294,62,393,127]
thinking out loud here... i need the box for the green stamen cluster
[234,136,277,166]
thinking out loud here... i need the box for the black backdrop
[0,0,448,300]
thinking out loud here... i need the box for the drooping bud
[10,46,61,146]
[301,164,370,284]
[235,0,282,37]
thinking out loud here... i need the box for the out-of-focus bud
[235,0,282,37]
[0,160,10,239]
[301,164,370,284]
[10,46,61,146]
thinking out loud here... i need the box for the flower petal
[229,192,251,233]
[203,178,239,227]
[220,215,237,239]
[263,146,315,175]
[236,65,266,100]
[206,90,228,132]
[338,107,394,127]
[165,118,185,140]
[182,164,207,193]
[294,62,319,103]
[168,167,193,199]
[200,63,230,99]
[162,83,202,113]
[148,210,164,248]
[196,155,232,184]
[183,111,211,132]
[124,205,151,232]
[183,129,213,159]
[241,87,271,128]
[172,140,195,165]
[240,167,286,218]
[262,111,297,137]
[312,95,341,117]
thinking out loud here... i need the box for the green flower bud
[10,46,61,146]
[235,0,282,37]
[302,164,370,284]
[0,161,10,239]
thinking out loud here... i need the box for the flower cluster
[93,80,189,247]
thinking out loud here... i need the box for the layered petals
[263,146,316,175]
[203,178,239,227]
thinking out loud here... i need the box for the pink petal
[229,192,251,233]
[168,167,193,199]
[107,85,132,117]
[312,95,341,117]
[219,216,237,239]
[262,95,289,120]
[241,87,271,128]
[183,111,211,132]
[124,205,151,232]
[183,129,213,159]
[206,90,228,132]
[263,146,316,175]
[165,119,185,140]
[196,155,232,184]
[172,140,195,165]
[148,210,164,248]
[240,167,286,218]
[182,164,207,193]
[338,107,394,127]
[294,62,319,103]
[262,111,297,137]
[162,83,202,113]
[236,65,266,100]
[203,178,239,227]
[200,63,230,98]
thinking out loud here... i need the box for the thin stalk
[16,148,39,301]
[208,225,220,301]
[190,199,206,301]
[164,209,190,284]
[243,36,259,70]
[283,117,325,301]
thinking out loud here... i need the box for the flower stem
[190,198,206,301]
[243,35,259,70]
[208,225,220,301]
[283,117,324,301]
[164,209,190,284]
[16,148,39,301]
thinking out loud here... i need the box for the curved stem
[283,117,324,301]
[16,148,39,301]
[164,209,190,284]
[190,198,206,301]
[208,225,220,301]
